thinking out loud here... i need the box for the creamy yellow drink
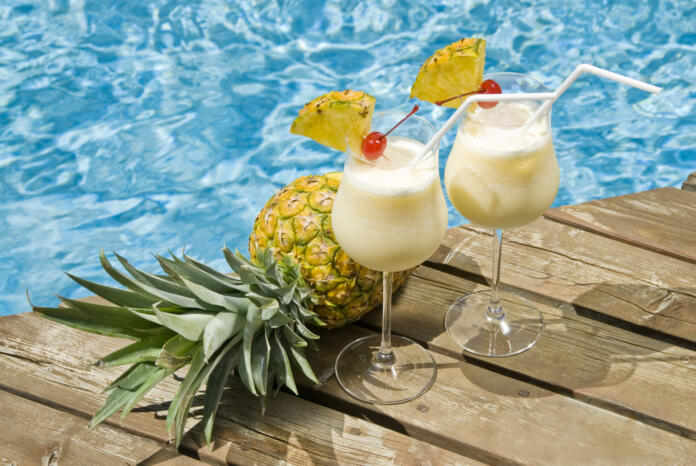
[332,136,447,272]
[445,101,559,229]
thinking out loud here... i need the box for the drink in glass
[444,73,558,357]
[332,112,447,403]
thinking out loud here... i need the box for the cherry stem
[435,89,483,106]
[381,105,420,139]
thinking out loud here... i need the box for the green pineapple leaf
[202,312,244,361]
[99,332,174,367]
[30,248,323,448]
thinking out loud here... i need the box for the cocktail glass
[444,73,558,357]
[332,112,447,403]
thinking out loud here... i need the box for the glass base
[334,335,437,404]
[445,290,544,357]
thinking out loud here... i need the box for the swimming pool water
[1,0,695,315]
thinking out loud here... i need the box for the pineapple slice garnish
[410,38,487,109]
[290,90,376,152]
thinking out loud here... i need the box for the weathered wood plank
[0,389,199,466]
[544,187,696,263]
[360,266,696,440]
[4,305,695,464]
[0,312,475,466]
[682,172,696,192]
[430,219,696,343]
[302,323,696,465]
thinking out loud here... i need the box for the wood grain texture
[0,312,475,466]
[682,172,696,192]
[544,187,696,263]
[430,219,696,343]
[360,266,696,440]
[0,389,199,466]
[301,323,696,465]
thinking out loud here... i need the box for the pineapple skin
[410,38,486,109]
[249,172,410,329]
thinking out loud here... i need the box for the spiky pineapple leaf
[272,330,297,395]
[203,312,244,361]
[65,273,157,309]
[98,250,161,301]
[153,307,214,341]
[181,277,249,313]
[282,325,307,348]
[166,344,206,434]
[203,345,240,444]
[237,343,256,396]
[156,254,238,294]
[114,252,197,299]
[58,297,160,330]
[260,299,280,321]
[32,303,146,340]
[90,363,160,427]
[156,334,198,370]
[267,310,293,328]
[251,328,272,396]
[120,366,171,419]
[99,332,174,367]
[289,345,319,384]
[100,251,201,309]
[241,303,262,395]
[32,248,326,448]
[182,253,252,294]
[223,248,261,285]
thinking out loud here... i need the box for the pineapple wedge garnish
[290,89,375,152]
[410,38,486,109]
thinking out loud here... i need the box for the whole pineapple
[249,172,410,328]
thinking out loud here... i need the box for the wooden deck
[1,173,695,465]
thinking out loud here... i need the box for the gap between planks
[432,219,696,346]
[4,312,694,464]
[355,265,696,443]
[0,312,480,466]
[544,187,696,265]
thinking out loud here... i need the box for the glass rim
[345,110,439,168]
[461,72,553,130]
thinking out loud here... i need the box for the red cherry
[434,79,502,108]
[478,79,502,109]
[360,105,419,160]
[361,131,386,160]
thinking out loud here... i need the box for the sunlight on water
[1,0,694,314]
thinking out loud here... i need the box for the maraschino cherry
[361,105,420,160]
[435,79,502,109]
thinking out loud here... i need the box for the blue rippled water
[1,0,695,315]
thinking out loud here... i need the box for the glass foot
[445,290,544,357]
[334,335,437,404]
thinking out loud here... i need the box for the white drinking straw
[420,92,555,156]
[528,63,662,122]
[420,63,662,157]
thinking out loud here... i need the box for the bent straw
[528,63,662,123]
[420,64,662,157]
[419,92,555,157]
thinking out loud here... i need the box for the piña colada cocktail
[332,110,446,404]
[332,135,447,272]
[443,73,556,357]
[445,99,558,229]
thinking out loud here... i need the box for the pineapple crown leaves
[29,247,325,447]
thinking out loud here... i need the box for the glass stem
[376,271,395,365]
[486,229,505,320]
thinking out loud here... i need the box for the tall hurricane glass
[332,112,447,404]
[444,73,558,357]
